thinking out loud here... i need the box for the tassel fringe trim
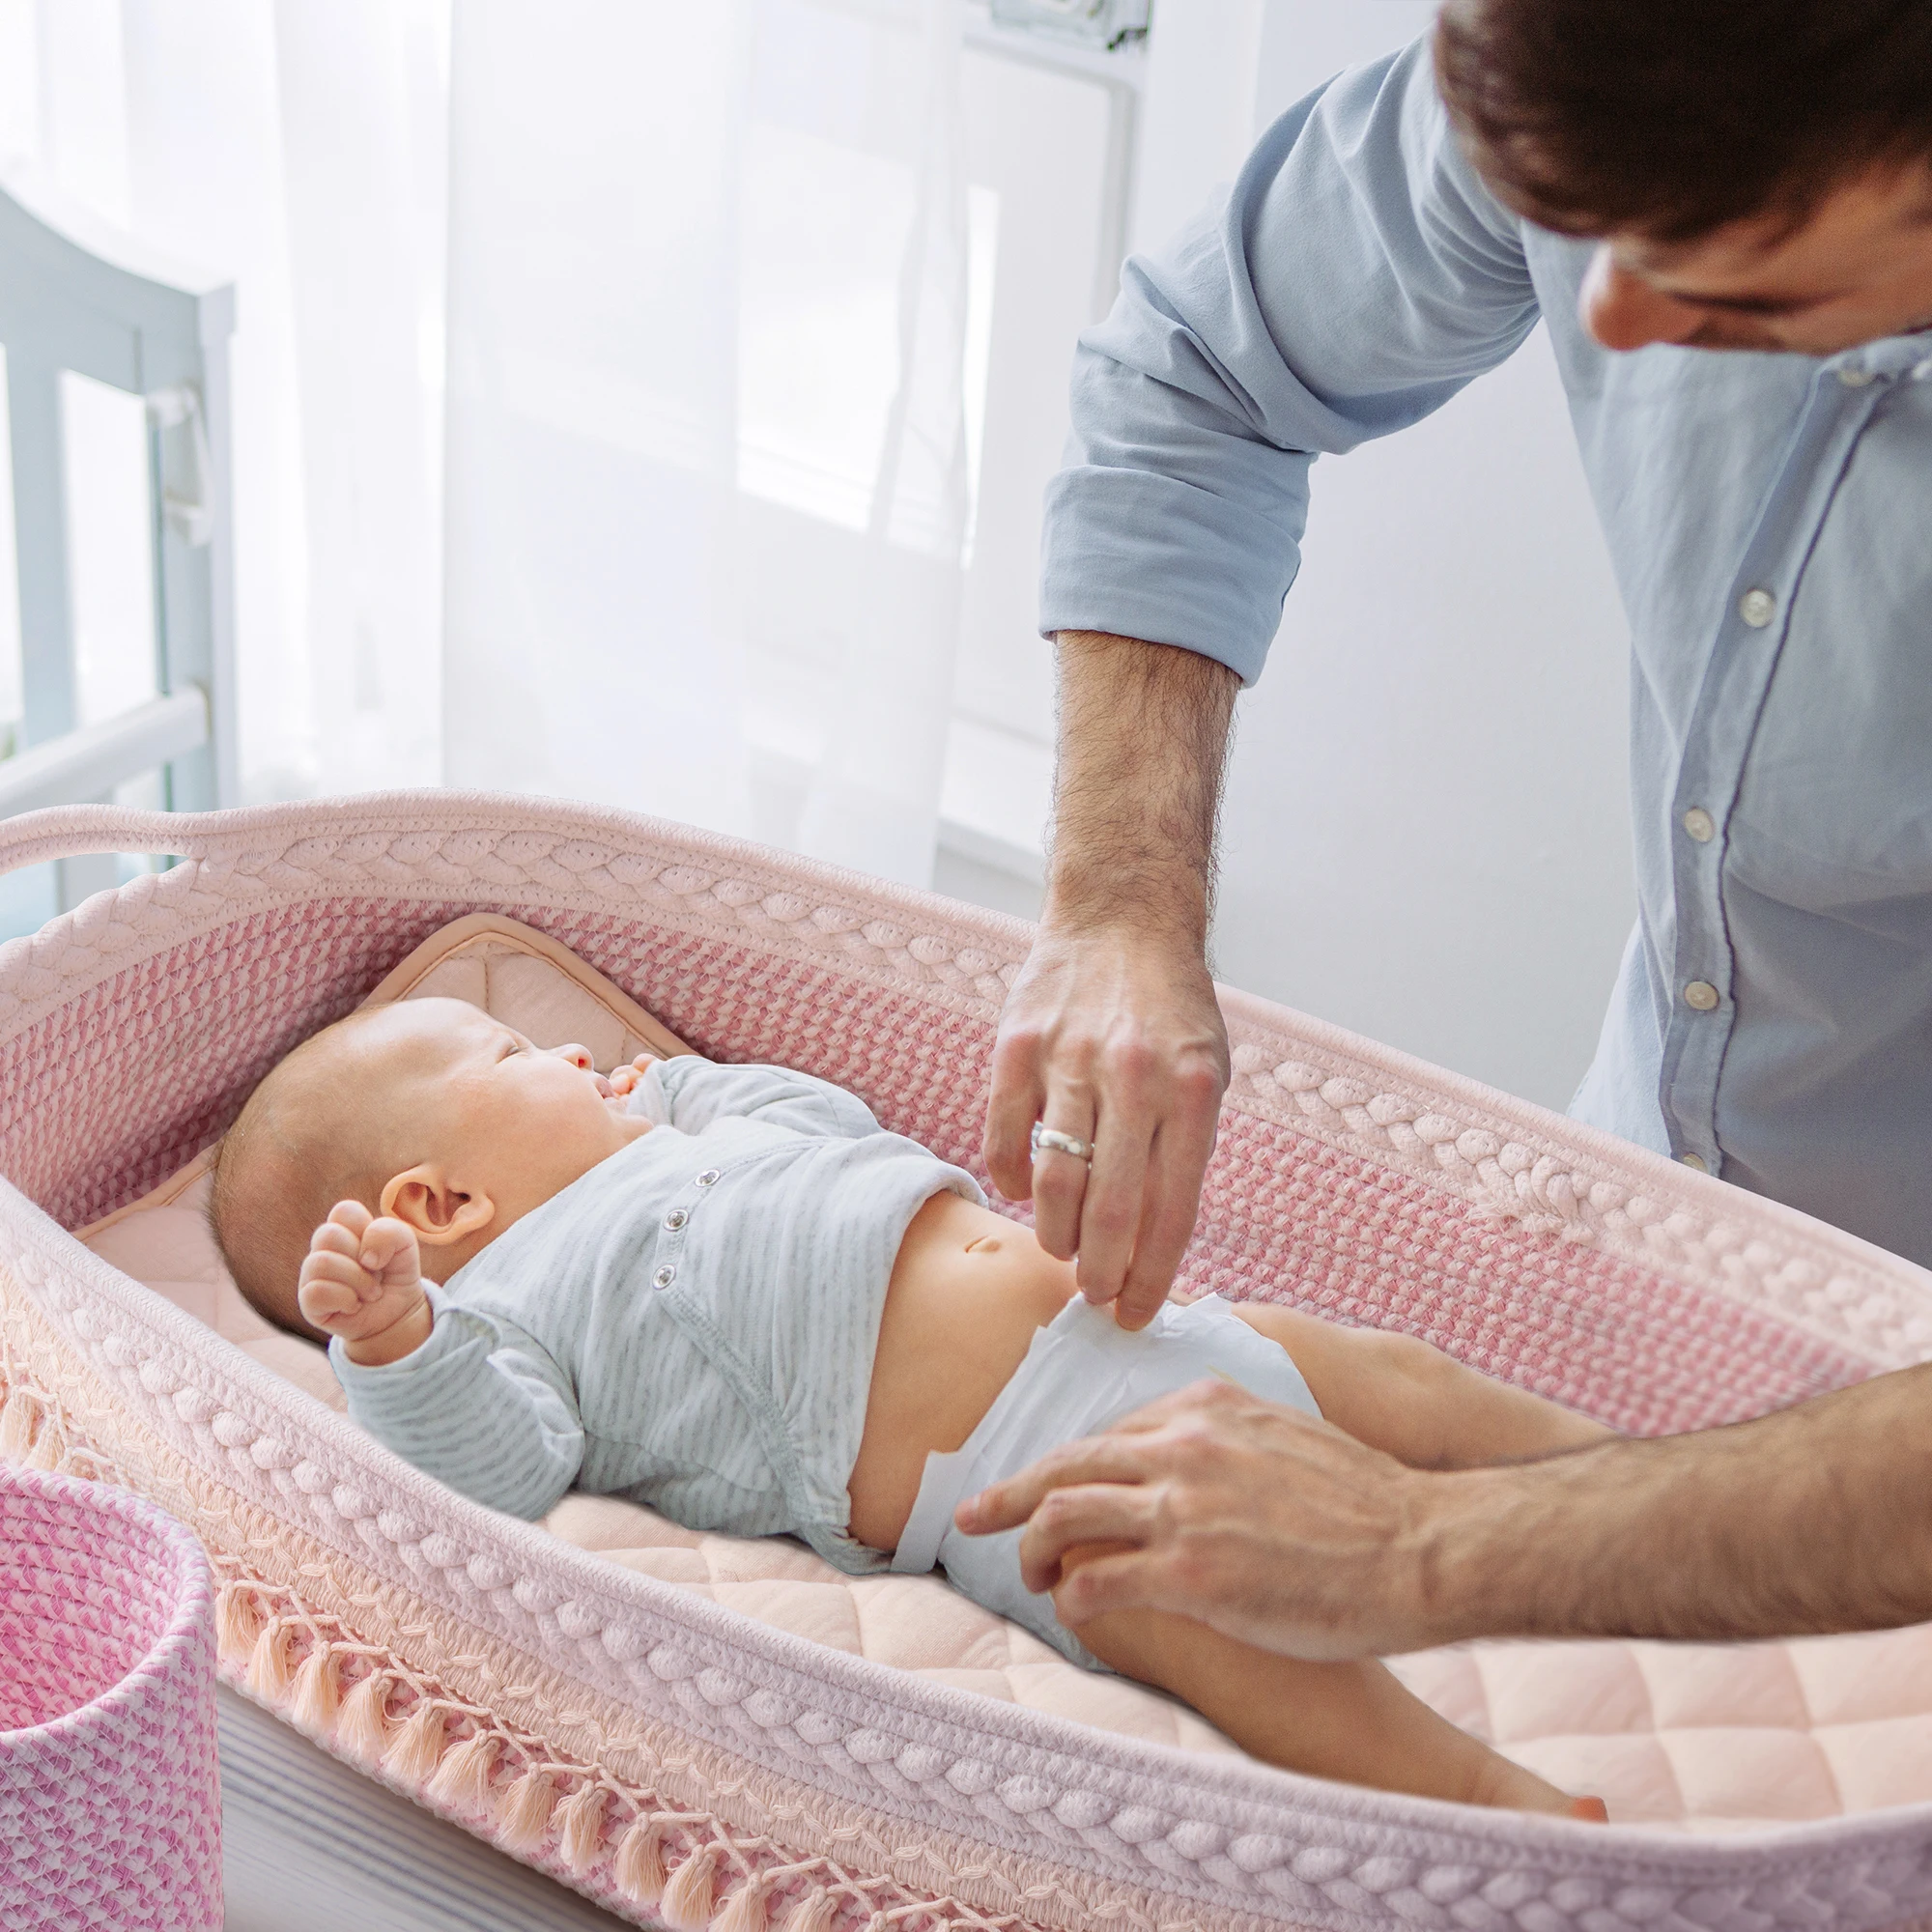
[202,1574,1032,1932]
[0,1359,121,1488]
[0,1383,71,1472]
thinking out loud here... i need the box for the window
[935,7,1143,916]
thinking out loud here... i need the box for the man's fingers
[1114,1106,1220,1329]
[1014,1482,1162,1594]
[955,1431,1158,1536]
[1054,1548,1178,1629]
[1030,1075,1097,1262]
[1073,1108,1151,1307]
[963,1372,1439,1659]
[1110,1279,1166,1333]
[983,1032,1045,1204]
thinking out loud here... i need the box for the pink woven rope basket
[0,1462,220,1931]
[5,792,1932,1932]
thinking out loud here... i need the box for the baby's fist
[609,1051,663,1098]
[298,1201,432,1364]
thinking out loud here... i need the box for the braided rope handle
[0,803,219,879]
[0,792,888,894]
[0,794,632,881]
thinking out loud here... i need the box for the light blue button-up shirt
[1040,37,1932,1266]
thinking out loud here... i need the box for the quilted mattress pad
[5,793,1932,1932]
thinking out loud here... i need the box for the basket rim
[0,1462,213,1749]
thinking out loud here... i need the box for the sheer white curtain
[0,0,972,894]
[441,0,972,888]
[0,0,449,806]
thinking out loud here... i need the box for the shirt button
[1684,980,1720,1011]
[1679,1152,1709,1173]
[1682,807,1716,843]
[1835,365,1874,387]
[664,1208,688,1231]
[1738,587,1777,628]
[696,1168,721,1188]
[652,1264,676,1289]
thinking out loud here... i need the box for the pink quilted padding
[0,1463,221,1929]
[1389,1632,1932,1832]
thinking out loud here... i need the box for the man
[965,0,1932,1655]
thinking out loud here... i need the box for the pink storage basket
[0,1462,221,1930]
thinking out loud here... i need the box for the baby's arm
[304,1205,586,1519]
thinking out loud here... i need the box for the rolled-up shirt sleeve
[1040,36,1542,683]
[331,1293,584,1519]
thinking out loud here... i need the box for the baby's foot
[1465,1749,1608,1819]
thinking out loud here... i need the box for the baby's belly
[845,1193,1076,1554]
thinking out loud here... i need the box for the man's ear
[380,1164,496,1246]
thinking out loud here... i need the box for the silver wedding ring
[1031,1122,1094,1163]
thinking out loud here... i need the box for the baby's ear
[380,1164,496,1246]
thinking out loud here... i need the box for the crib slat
[0,169,236,910]
[6,351,75,750]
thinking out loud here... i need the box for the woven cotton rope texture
[0,1463,221,1930]
[7,797,1932,1932]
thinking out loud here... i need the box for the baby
[210,995,1611,1817]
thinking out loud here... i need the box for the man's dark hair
[1435,0,1932,242]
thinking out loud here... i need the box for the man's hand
[958,1358,1932,1656]
[985,926,1228,1328]
[955,1378,1443,1658]
[984,632,1240,1327]
[298,1201,433,1365]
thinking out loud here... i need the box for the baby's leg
[1072,1590,1577,1813]
[1228,1304,1612,1468]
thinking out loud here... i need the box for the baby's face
[350,998,650,1240]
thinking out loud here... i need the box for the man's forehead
[1608,164,1932,303]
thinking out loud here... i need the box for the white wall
[1135,0,1635,1111]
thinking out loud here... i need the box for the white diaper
[890,1293,1321,1666]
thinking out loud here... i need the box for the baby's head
[209,998,647,1338]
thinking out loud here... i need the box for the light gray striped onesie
[328,1059,980,1573]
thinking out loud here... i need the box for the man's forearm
[1419,1365,1932,1644]
[1048,633,1239,941]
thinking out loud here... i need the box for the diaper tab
[892,1448,973,1575]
